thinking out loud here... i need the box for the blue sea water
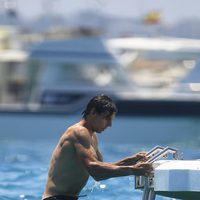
[1,137,200,200]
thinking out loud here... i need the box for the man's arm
[73,129,152,181]
[92,133,103,162]
[92,133,147,166]
[112,152,148,166]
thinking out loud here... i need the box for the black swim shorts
[43,195,78,200]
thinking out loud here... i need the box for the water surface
[1,139,200,200]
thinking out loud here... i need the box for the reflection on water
[1,139,200,200]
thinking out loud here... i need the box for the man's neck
[79,118,94,136]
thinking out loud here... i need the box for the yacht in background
[24,36,200,116]
[26,37,133,115]
[108,37,200,115]
[0,26,28,105]
[0,36,200,144]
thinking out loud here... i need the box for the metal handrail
[135,146,182,200]
[147,146,179,163]
[146,145,165,157]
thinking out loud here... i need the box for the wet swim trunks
[43,195,78,200]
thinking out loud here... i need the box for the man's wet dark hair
[82,94,117,119]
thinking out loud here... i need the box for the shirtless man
[42,94,153,200]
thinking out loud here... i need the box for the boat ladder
[135,146,182,200]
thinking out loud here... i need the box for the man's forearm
[112,157,134,166]
[88,160,137,181]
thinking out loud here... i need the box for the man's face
[93,112,116,133]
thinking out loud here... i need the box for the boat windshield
[125,50,197,89]
[38,62,130,89]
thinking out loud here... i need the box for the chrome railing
[135,145,182,200]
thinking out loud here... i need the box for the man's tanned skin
[42,95,152,199]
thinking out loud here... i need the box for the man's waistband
[43,195,78,200]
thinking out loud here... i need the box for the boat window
[0,61,27,103]
[39,62,129,88]
[126,51,196,88]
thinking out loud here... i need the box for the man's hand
[134,152,148,162]
[113,151,151,167]
[132,162,153,176]
[128,152,149,164]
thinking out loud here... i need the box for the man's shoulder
[58,125,83,148]
[63,124,90,143]
[68,123,88,135]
